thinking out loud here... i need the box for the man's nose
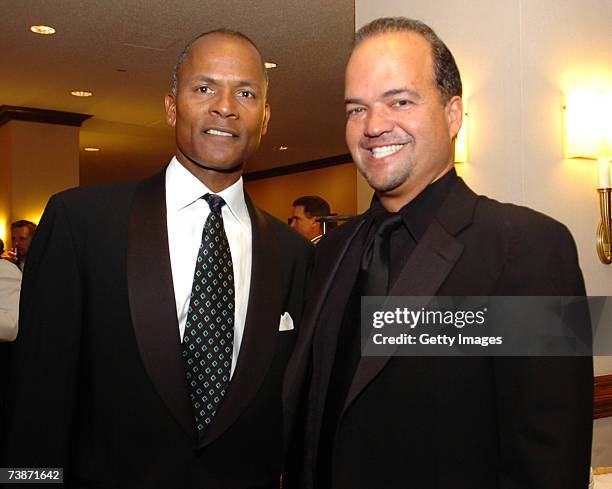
[364,105,393,137]
[209,90,238,119]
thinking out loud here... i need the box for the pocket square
[279,312,294,331]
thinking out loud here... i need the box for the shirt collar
[369,168,458,241]
[165,157,250,228]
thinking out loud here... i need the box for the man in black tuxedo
[2,30,312,488]
[283,17,592,489]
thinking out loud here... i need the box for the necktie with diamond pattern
[182,193,234,435]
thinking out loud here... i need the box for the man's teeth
[206,129,233,137]
[371,144,404,159]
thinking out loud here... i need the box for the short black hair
[292,196,331,218]
[354,17,462,103]
[0,238,4,254]
[11,220,37,234]
[170,28,268,97]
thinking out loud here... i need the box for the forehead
[346,32,435,95]
[12,226,32,236]
[180,34,265,83]
[292,205,307,216]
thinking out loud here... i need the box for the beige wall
[357,0,612,465]
[356,170,372,214]
[245,163,358,222]
[0,124,12,243]
[0,120,80,242]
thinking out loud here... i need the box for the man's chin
[177,147,244,174]
[363,171,408,194]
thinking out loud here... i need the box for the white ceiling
[0,0,354,184]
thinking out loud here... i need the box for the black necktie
[360,213,404,296]
[182,193,235,435]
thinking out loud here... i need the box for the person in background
[289,195,331,245]
[1,220,37,271]
[0,236,21,341]
[0,235,21,450]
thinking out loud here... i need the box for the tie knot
[203,193,226,213]
[376,213,403,238]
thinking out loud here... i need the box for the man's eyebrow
[192,76,218,84]
[345,87,423,105]
[235,80,261,89]
[192,76,261,89]
[345,97,365,105]
[382,87,422,100]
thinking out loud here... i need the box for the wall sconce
[455,99,468,164]
[564,89,612,264]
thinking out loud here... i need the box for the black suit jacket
[2,169,313,489]
[284,178,593,489]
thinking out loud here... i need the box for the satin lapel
[282,216,366,452]
[343,218,465,413]
[199,193,281,448]
[127,169,194,438]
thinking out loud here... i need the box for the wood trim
[0,105,92,127]
[243,153,353,181]
[594,374,612,419]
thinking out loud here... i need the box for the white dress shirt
[166,157,252,377]
[0,259,21,341]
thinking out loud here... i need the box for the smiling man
[2,30,312,489]
[284,17,592,489]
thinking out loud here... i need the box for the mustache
[361,134,414,149]
[176,143,244,174]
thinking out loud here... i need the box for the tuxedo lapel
[127,169,195,438]
[283,217,366,410]
[282,216,366,454]
[343,179,477,413]
[199,193,282,448]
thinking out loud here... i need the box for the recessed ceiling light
[275,145,288,151]
[83,147,100,152]
[30,25,56,35]
[71,90,93,97]
[264,62,277,69]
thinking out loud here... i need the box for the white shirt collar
[165,157,250,229]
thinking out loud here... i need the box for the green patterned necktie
[182,193,235,435]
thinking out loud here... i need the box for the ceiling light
[265,62,277,69]
[71,90,93,97]
[83,147,100,152]
[275,145,288,151]
[30,25,56,35]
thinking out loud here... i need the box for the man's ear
[261,103,271,136]
[446,95,463,140]
[164,94,177,127]
[312,218,322,234]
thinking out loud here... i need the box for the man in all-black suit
[283,17,592,489]
[2,30,312,488]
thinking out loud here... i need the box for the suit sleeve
[494,216,593,489]
[1,193,83,471]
